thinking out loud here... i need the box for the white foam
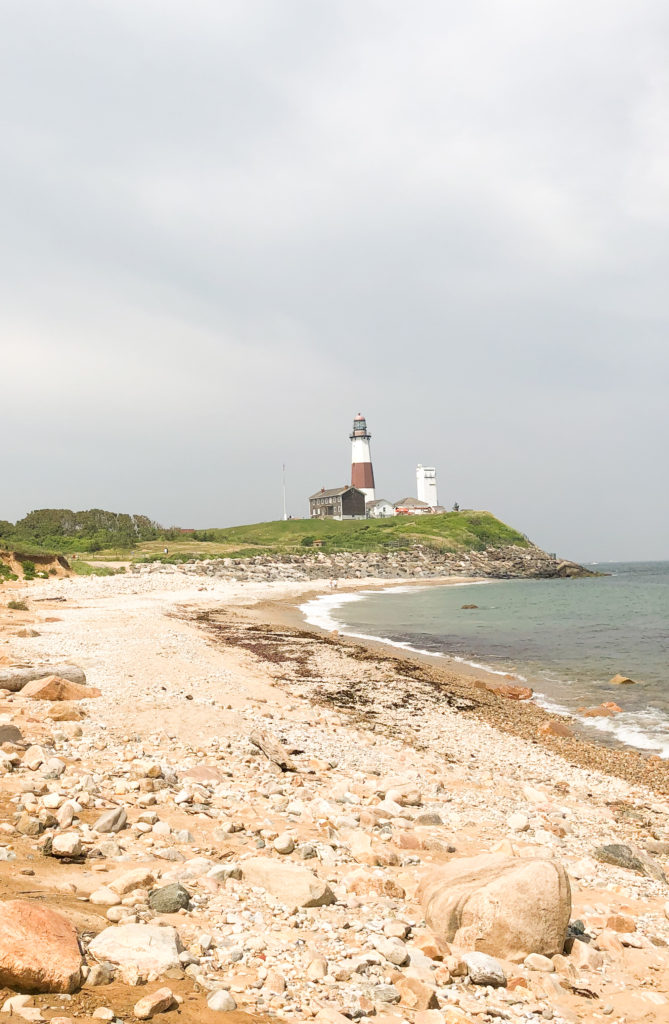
[452,654,528,681]
[533,690,669,759]
[300,585,669,759]
[579,709,669,759]
[300,584,512,668]
[299,591,366,633]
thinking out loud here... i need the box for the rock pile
[133,544,594,582]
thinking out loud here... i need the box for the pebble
[273,833,295,855]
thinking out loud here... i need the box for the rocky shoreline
[0,569,666,1024]
[133,544,595,583]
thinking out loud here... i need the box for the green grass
[70,561,126,576]
[194,511,528,553]
[127,511,530,562]
[2,511,532,565]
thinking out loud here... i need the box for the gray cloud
[1,0,668,559]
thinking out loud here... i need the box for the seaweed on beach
[183,605,669,795]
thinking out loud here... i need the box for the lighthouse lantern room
[350,413,376,503]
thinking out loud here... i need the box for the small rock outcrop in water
[418,853,572,961]
[610,674,638,685]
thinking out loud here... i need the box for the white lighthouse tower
[417,465,438,507]
[350,413,376,503]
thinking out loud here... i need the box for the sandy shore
[1,567,669,1024]
[240,582,669,796]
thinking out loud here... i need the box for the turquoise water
[301,562,669,757]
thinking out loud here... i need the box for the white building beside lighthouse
[416,465,438,507]
[350,414,376,503]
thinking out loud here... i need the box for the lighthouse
[350,413,376,503]
[416,465,438,507]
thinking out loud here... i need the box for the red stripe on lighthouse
[352,463,375,490]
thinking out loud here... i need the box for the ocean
[300,562,669,758]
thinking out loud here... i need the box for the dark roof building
[309,486,366,520]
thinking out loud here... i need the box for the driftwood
[0,664,86,692]
[250,729,296,772]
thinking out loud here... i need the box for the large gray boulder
[594,843,666,882]
[418,853,571,962]
[241,857,335,908]
[0,665,86,693]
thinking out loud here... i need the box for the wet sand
[216,583,669,796]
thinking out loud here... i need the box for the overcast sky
[2,1,668,560]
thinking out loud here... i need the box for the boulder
[93,807,127,834]
[110,869,156,895]
[24,746,46,771]
[610,674,637,685]
[148,884,190,914]
[241,857,335,907]
[345,868,406,900]
[47,704,85,722]
[463,952,507,987]
[89,888,121,908]
[273,834,295,855]
[207,990,237,1012]
[581,705,617,718]
[481,681,533,701]
[133,987,177,1020]
[374,936,409,966]
[537,720,573,738]
[180,766,227,786]
[418,854,571,962]
[87,924,182,975]
[0,900,83,992]
[594,844,666,882]
[51,834,83,858]
[21,677,100,702]
[0,665,86,693]
[0,724,23,745]
[395,976,439,1010]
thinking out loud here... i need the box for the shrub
[8,600,28,611]
[0,563,18,584]
[71,561,119,577]
[300,536,314,547]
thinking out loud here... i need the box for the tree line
[0,508,164,553]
